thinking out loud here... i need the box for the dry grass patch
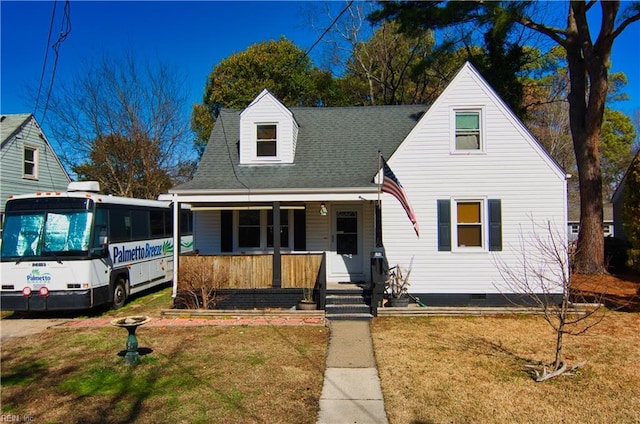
[372,312,640,423]
[2,324,327,423]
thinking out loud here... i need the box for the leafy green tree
[601,108,638,198]
[371,1,640,274]
[370,1,531,116]
[191,38,337,154]
[73,134,172,199]
[339,20,437,105]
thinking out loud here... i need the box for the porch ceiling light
[320,203,327,216]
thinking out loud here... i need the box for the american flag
[381,157,420,237]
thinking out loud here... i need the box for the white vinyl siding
[381,64,567,295]
[193,211,220,254]
[239,90,298,164]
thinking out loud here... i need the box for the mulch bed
[571,272,640,311]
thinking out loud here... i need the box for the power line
[32,0,71,126]
[305,0,354,58]
[33,1,58,117]
[40,0,71,125]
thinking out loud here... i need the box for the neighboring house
[612,149,640,243]
[167,62,568,308]
[567,179,614,242]
[0,114,71,223]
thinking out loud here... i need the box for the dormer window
[239,90,297,164]
[257,124,277,157]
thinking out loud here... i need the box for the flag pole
[376,151,382,247]
[377,150,382,205]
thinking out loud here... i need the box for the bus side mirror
[99,231,108,246]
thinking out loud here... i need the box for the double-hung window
[23,146,38,179]
[437,198,502,252]
[456,201,483,248]
[454,110,482,151]
[256,124,277,157]
[237,209,291,250]
[238,210,262,248]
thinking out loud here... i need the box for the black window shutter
[488,199,502,251]
[221,210,233,252]
[293,209,306,251]
[437,199,451,251]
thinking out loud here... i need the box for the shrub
[175,256,223,309]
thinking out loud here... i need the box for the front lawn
[1,324,327,423]
[373,312,640,423]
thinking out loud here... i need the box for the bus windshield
[1,211,93,259]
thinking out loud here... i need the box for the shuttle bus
[0,181,192,311]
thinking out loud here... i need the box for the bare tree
[43,52,194,198]
[494,220,605,382]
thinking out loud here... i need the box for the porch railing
[180,252,325,289]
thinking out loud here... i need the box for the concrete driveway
[1,318,71,341]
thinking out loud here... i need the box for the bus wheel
[113,279,127,309]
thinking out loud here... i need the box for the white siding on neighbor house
[381,65,567,295]
[239,91,298,164]
[0,117,70,213]
[193,211,220,254]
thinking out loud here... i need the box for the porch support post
[172,196,180,298]
[272,201,282,288]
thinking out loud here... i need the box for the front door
[331,205,363,279]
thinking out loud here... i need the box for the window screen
[455,112,480,150]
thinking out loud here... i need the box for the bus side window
[164,211,172,237]
[131,210,150,239]
[92,208,109,256]
[150,210,165,238]
[181,210,193,235]
[110,208,131,243]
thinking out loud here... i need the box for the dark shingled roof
[172,104,427,192]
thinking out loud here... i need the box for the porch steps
[324,285,373,321]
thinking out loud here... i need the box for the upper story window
[454,111,482,151]
[256,124,277,157]
[23,146,38,179]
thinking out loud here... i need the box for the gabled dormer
[239,89,299,165]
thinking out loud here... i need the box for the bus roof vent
[68,181,101,192]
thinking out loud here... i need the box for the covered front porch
[165,190,386,310]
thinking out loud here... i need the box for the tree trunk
[565,1,617,275]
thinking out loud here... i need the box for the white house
[168,62,568,308]
[0,114,71,224]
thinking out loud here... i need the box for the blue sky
[2,1,639,130]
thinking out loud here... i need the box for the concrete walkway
[317,320,388,424]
